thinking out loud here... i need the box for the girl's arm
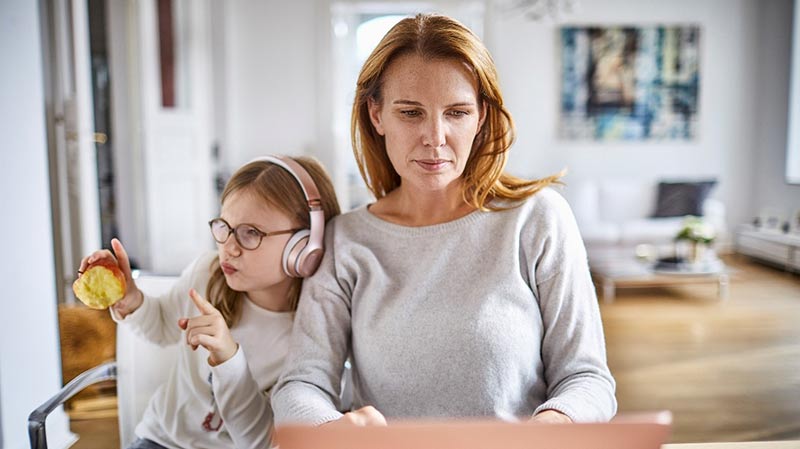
[111,252,212,347]
[182,288,271,446]
[211,347,274,449]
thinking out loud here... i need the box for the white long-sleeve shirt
[114,252,293,449]
[272,188,616,425]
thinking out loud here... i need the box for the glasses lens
[209,219,230,243]
[235,224,262,250]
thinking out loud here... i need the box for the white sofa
[560,179,727,249]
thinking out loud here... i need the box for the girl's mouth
[221,262,237,275]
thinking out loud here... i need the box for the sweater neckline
[355,203,487,237]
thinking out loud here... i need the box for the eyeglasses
[208,218,300,250]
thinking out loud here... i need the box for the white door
[115,0,216,274]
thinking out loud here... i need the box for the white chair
[29,274,179,449]
[115,275,180,447]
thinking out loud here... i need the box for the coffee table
[589,249,730,303]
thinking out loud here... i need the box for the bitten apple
[72,260,127,309]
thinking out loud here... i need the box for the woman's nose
[422,116,446,148]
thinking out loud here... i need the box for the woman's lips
[415,159,449,171]
[221,262,237,275]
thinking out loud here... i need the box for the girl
[79,156,340,449]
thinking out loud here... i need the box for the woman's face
[368,54,485,195]
[216,189,296,297]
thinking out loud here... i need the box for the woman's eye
[400,110,421,117]
[245,228,261,237]
[448,110,469,117]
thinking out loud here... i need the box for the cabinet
[735,224,800,272]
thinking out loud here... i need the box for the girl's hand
[79,238,144,318]
[328,406,387,427]
[179,288,238,366]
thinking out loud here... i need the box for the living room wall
[752,0,800,225]
[488,0,795,229]
[218,0,796,228]
[219,0,327,168]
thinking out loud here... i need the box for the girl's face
[216,189,297,301]
[368,54,485,196]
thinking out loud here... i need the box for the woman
[272,14,616,426]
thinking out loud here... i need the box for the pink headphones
[249,155,326,278]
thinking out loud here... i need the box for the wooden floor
[71,417,119,449]
[602,255,800,443]
[67,255,800,447]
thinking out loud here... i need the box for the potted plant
[675,216,716,263]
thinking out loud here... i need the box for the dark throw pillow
[651,180,717,218]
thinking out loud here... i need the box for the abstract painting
[560,26,700,140]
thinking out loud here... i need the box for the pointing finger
[189,288,219,316]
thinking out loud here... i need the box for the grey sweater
[271,188,616,425]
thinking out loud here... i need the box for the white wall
[0,1,75,448]
[487,0,769,229]
[223,0,320,164]
[753,0,800,221]
[216,0,795,228]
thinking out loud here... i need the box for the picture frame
[559,25,701,141]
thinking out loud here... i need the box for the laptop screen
[275,411,672,449]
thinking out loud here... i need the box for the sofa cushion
[652,180,717,217]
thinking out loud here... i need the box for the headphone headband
[249,156,323,212]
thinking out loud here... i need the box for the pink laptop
[274,411,672,449]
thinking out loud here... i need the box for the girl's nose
[222,234,242,257]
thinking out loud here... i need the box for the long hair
[352,13,562,210]
[206,156,341,327]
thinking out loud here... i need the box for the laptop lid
[274,411,672,449]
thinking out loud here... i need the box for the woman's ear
[367,97,386,136]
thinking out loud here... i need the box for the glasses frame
[208,218,301,250]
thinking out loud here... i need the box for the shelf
[735,225,800,272]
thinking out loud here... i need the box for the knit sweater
[114,252,293,449]
[271,188,616,426]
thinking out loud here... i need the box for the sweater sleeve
[271,228,351,426]
[111,255,209,347]
[211,346,273,449]
[528,192,617,422]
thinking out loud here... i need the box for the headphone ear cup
[282,229,310,278]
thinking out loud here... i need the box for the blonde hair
[352,13,562,211]
[206,156,341,327]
